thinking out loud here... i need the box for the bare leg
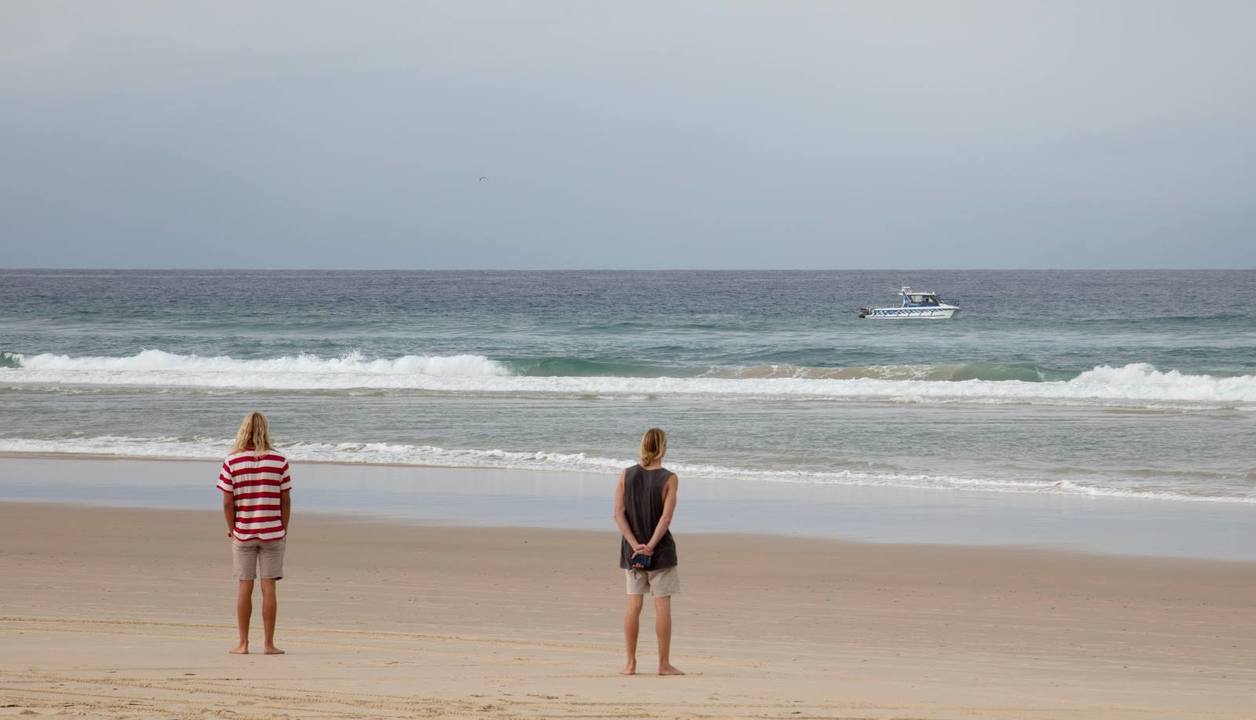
[231,580,253,654]
[654,596,683,675]
[260,579,284,654]
[621,594,644,674]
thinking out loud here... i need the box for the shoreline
[2,447,1253,506]
[2,455,1255,561]
[1,502,1254,719]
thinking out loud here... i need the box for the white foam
[2,351,1254,406]
[8,349,511,381]
[0,435,1251,504]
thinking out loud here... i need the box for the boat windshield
[907,294,940,306]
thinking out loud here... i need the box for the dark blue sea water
[1,269,1254,503]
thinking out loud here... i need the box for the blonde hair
[639,427,667,467]
[232,411,273,455]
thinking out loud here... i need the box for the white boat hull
[862,307,958,319]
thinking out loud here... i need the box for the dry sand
[1,501,1253,719]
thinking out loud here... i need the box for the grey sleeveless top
[619,465,678,570]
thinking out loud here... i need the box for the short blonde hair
[639,427,667,466]
[232,411,273,455]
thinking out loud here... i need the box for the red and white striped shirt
[217,450,292,541]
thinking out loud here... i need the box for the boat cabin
[901,287,942,307]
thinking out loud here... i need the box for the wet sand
[3,454,1254,560]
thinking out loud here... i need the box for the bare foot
[620,660,636,675]
[263,645,285,655]
[229,643,248,655]
[658,664,684,676]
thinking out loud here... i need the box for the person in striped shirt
[217,411,292,655]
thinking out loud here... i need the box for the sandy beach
[7,1,1256,716]
[2,500,1253,719]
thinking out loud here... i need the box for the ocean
[1,269,1254,505]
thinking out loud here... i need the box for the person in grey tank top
[613,427,684,676]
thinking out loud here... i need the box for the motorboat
[859,287,959,319]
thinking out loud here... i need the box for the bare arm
[613,470,644,550]
[280,490,291,533]
[222,492,235,537]
[645,474,678,552]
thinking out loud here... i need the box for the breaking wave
[5,349,511,379]
[1,351,1254,406]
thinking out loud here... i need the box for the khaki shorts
[626,566,679,597]
[232,539,285,581]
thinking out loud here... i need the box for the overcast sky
[1,1,1253,269]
